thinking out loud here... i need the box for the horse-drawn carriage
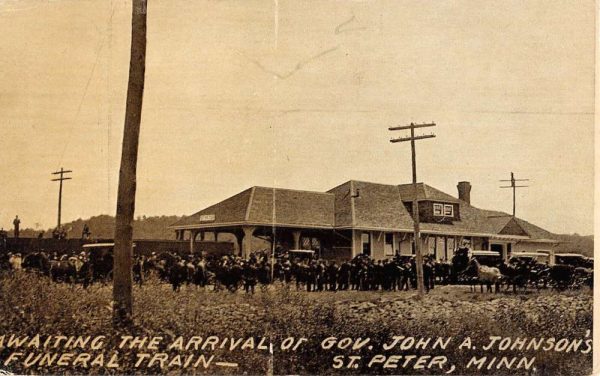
[469,250,502,267]
[509,251,550,266]
[553,253,593,268]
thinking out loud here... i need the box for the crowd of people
[129,250,439,293]
[0,246,592,293]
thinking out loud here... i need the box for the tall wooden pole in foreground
[113,0,147,327]
[389,122,436,296]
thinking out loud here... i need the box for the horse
[256,263,272,286]
[22,252,51,275]
[191,259,209,288]
[498,261,528,293]
[169,261,189,292]
[49,259,77,283]
[434,261,452,285]
[464,258,502,293]
[150,252,189,291]
[210,259,244,292]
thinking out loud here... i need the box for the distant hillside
[554,234,594,257]
[8,217,595,257]
[10,215,183,240]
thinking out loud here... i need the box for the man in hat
[82,224,91,240]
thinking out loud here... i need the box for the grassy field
[0,272,593,375]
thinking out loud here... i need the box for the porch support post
[351,230,356,258]
[189,230,197,253]
[292,230,301,250]
[235,232,244,256]
[242,226,255,259]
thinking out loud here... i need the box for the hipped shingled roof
[171,180,559,242]
[327,181,414,230]
[172,187,335,229]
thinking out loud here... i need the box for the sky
[0,0,595,235]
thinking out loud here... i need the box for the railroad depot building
[170,180,559,261]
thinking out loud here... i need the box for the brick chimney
[457,181,471,204]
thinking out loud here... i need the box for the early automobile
[469,250,502,267]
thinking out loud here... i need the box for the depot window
[443,204,454,217]
[361,232,371,256]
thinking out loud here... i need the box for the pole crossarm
[389,122,436,131]
[390,134,436,143]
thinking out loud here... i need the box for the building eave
[333,226,531,240]
[516,238,561,244]
[173,221,539,241]
[170,222,335,230]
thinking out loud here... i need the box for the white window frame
[361,232,371,255]
[443,204,454,217]
[428,236,436,255]
[433,203,444,216]
[384,232,395,256]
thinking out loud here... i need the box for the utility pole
[113,0,147,328]
[500,172,529,217]
[389,122,436,296]
[51,168,72,229]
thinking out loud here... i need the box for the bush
[0,272,592,375]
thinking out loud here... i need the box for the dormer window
[433,203,454,217]
[443,204,454,217]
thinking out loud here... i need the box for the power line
[389,121,436,297]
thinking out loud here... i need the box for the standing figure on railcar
[13,216,20,239]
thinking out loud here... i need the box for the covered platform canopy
[169,186,337,257]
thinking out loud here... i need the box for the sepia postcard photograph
[0,0,596,375]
